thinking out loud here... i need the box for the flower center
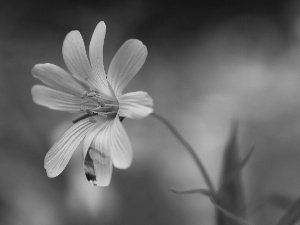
[80,89,119,122]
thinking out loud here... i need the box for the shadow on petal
[84,147,113,187]
[84,147,97,184]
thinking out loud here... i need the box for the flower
[31,21,153,186]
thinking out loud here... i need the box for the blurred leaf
[276,196,300,225]
[169,187,214,198]
[211,198,256,225]
[216,120,248,225]
[266,194,293,210]
[239,194,293,219]
[219,145,255,192]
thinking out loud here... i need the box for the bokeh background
[1,0,300,224]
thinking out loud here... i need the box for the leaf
[211,198,256,225]
[276,196,300,225]
[216,120,248,225]
[219,144,255,192]
[241,194,293,219]
[266,193,293,210]
[169,187,214,198]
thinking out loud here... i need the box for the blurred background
[1,0,300,224]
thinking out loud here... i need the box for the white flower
[31,21,153,186]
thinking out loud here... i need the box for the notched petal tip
[63,30,79,49]
[96,21,106,29]
[126,39,148,54]
[31,85,38,100]
[31,64,46,80]
[124,39,148,58]
[31,63,57,77]
[62,30,83,58]
[64,30,81,40]
[125,38,146,46]
[45,170,58,178]
[114,158,132,170]
[143,92,154,106]
[31,64,40,76]
[31,85,47,105]
[32,62,50,71]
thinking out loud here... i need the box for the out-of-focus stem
[151,112,216,195]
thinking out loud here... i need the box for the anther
[89,88,98,92]
[80,105,86,111]
[87,92,97,97]
[93,106,103,112]
[86,109,93,115]
[98,113,108,118]
[97,99,106,107]
[81,91,88,98]
[92,106,113,112]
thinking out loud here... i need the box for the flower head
[31,21,153,186]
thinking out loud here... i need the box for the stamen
[81,91,88,98]
[87,92,97,97]
[103,103,118,107]
[104,111,118,116]
[98,111,118,118]
[97,99,106,107]
[89,88,98,92]
[80,105,86,111]
[80,100,97,107]
[92,106,114,112]
[86,109,93,115]
[97,113,108,118]
[80,87,119,118]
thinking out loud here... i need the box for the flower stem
[151,112,216,195]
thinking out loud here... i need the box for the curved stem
[151,112,216,195]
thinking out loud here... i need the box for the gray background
[1,0,299,224]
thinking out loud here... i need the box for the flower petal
[107,39,147,97]
[110,116,132,169]
[31,85,82,113]
[82,117,111,158]
[45,118,95,178]
[63,30,110,98]
[84,147,113,187]
[84,125,113,186]
[89,21,105,74]
[89,21,116,100]
[118,91,153,119]
[32,63,85,97]
[62,31,92,84]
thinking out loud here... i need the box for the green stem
[151,112,216,195]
